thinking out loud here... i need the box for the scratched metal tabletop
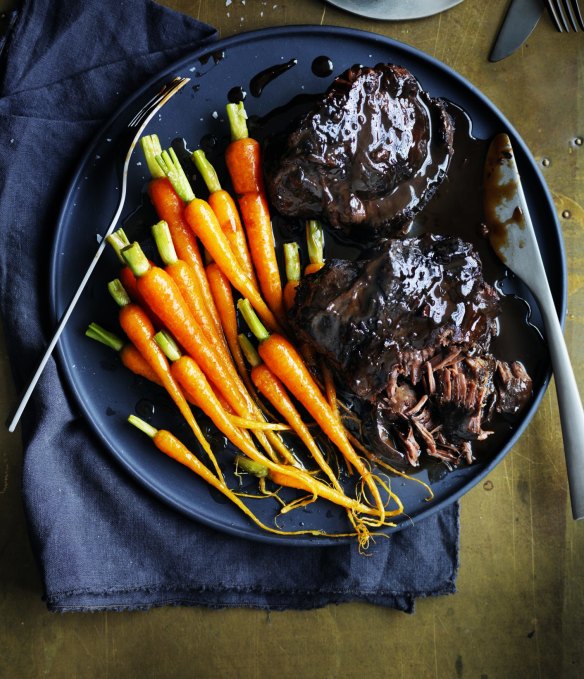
[0,0,583,677]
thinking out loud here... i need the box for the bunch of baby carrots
[87,102,419,548]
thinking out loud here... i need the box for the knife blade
[483,133,584,520]
[489,0,545,62]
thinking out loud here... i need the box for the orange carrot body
[237,192,283,321]
[258,335,353,459]
[226,138,284,325]
[148,177,222,335]
[266,468,376,514]
[164,259,231,363]
[119,344,161,385]
[118,342,224,415]
[119,264,165,329]
[225,137,263,194]
[183,198,282,333]
[304,262,323,276]
[205,263,251,387]
[251,364,340,490]
[208,190,257,286]
[283,280,299,311]
[119,266,140,301]
[150,428,335,538]
[267,469,309,492]
[154,429,225,490]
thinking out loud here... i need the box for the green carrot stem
[106,228,131,263]
[237,299,270,343]
[238,333,261,368]
[128,414,158,438]
[85,322,124,352]
[108,279,132,308]
[156,147,195,203]
[226,102,249,141]
[151,220,178,265]
[283,242,301,283]
[192,149,221,194]
[306,220,324,266]
[121,242,151,278]
[140,134,165,179]
[235,454,268,478]
[154,330,182,362]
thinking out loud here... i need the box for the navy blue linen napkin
[0,0,459,612]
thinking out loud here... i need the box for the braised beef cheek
[266,63,455,236]
[289,234,500,401]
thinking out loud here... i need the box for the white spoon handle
[537,283,584,520]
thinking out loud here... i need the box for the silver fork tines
[546,0,583,30]
[563,0,579,29]
[571,0,584,28]
[6,75,190,433]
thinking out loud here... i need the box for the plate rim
[49,24,568,546]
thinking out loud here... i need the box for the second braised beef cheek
[289,234,533,467]
[265,63,455,237]
[289,234,500,401]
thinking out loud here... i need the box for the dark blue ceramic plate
[49,26,566,545]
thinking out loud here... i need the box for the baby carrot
[141,135,222,337]
[238,334,342,492]
[238,299,393,525]
[304,219,325,275]
[224,104,265,196]
[108,280,223,479]
[225,102,284,325]
[283,242,301,311]
[128,416,329,539]
[238,192,285,323]
[302,220,340,419]
[155,147,282,334]
[192,149,257,286]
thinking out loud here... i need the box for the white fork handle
[6,236,111,433]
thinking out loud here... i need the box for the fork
[7,75,190,433]
[546,0,584,31]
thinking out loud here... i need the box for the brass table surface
[0,1,583,677]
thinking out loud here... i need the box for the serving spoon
[483,133,584,520]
